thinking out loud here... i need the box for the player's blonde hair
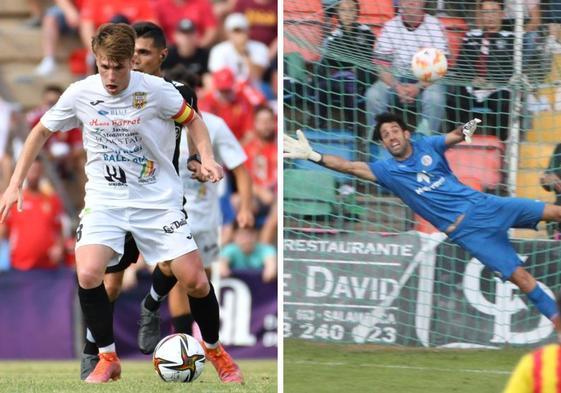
[91,23,136,62]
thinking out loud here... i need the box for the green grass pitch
[0,358,276,393]
[284,339,530,393]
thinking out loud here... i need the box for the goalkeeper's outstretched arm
[284,130,377,182]
[446,118,481,146]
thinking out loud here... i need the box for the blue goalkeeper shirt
[369,135,485,232]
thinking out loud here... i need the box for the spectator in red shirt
[154,0,218,48]
[26,85,84,185]
[199,68,255,142]
[79,0,157,72]
[243,105,276,190]
[1,159,65,271]
[242,105,276,244]
[27,86,84,157]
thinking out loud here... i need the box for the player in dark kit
[80,22,243,383]
[284,112,561,328]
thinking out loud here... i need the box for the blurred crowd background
[0,0,278,282]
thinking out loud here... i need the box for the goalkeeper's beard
[385,141,411,160]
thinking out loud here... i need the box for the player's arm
[185,131,207,182]
[187,115,224,181]
[231,164,254,228]
[0,122,52,222]
[445,118,482,147]
[174,104,223,183]
[284,130,376,182]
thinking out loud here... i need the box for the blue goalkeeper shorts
[447,195,545,280]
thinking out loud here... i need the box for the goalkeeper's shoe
[84,352,121,383]
[202,342,244,383]
[80,353,99,381]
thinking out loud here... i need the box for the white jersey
[41,71,194,210]
[208,40,269,82]
[180,112,246,233]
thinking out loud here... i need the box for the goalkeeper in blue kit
[284,112,561,327]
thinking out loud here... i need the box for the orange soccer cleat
[84,352,121,383]
[202,342,244,383]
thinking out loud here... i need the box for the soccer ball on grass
[152,333,205,382]
[411,47,448,82]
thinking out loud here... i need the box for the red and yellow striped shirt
[504,344,561,393]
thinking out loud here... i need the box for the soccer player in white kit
[131,23,252,382]
[149,109,254,337]
[80,22,249,384]
[0,23,227,384]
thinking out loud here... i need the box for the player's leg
[458,229,558,323]
[448,195,559,323]
[168,231,220,336]
[420,82,445,134]
[75,209,129,383]
[365,80,391,126]
[137,261,177,354]
[104,270,125,302]
[500,198,561,323]
[169,252,243,383]
[80,271,123,380]
[76,244,121,383]
[81,232,138,379]
[509,267,559,325]
[133,208,242,383]
[168,283,194,334]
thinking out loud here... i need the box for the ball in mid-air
[411,47,448,82]
[153,333,206,382]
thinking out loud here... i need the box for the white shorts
[193,230,220,267]
[76,207,198,265]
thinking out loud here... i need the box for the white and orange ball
[153,334,205,383]
[411,47,448,82]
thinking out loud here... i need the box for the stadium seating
[444,135,504,190]
[438,17,468,67]
[357,0,394,37]
[284,21,323,62]
[284,52,309,103]
[291,128,355,181]
[284,0,323,22]
[516,169,556,203]
[284,169,337,217]
[519,143,556,170]
[527,112,561,142]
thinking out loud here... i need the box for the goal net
[283,0,561,347]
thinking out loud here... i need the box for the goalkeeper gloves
[462,118,481,144]
[283,130,322,162]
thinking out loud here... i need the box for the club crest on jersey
[132,92,147,109]
[421,155,433,166]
